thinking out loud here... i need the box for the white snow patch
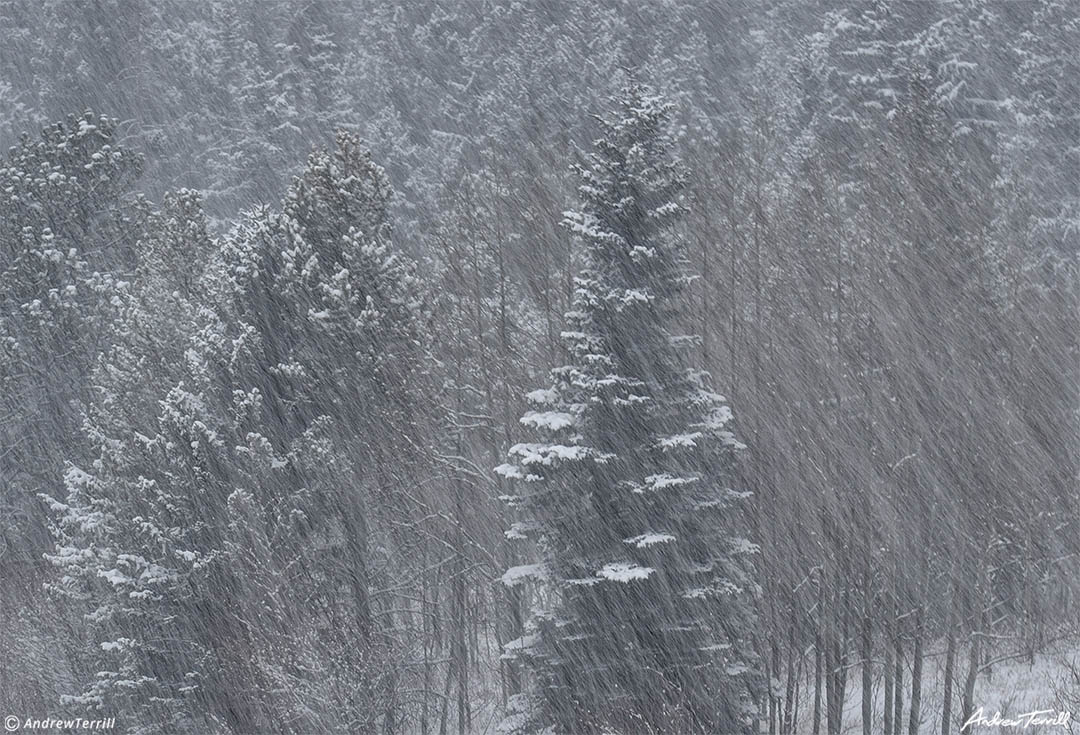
[100,638,134,653]
[494,463,523,479]
[505,521,540,540]
[619,288,653,306]
[624,532,676,548]
[657,432,702,450]
[98,568,130,586]
[520,410,575,431]
[597,562,654,583]
[642,473,698,492]
[509,442,586,466]
[502,564,547,587]
[65,466,93,488]
[138,562,173,585]
[525,388,558,405]
[698,405,734,429]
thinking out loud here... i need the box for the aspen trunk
[784,626,797,735]
[768,639,777,735]
[942,619,956,735]
[884,635,894,735]
[772,640,782,734]
[960,632,981,728]
[452,531,470,735]
[420,546,432,735]
[439,654,453,735]
[825,633,837,735]
[909,609,923,735]
[893,638,904,735]
[862,607,872,735]
[813,627,823,735]
[826,628,846,735]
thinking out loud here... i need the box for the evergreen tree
[45,136,426,733]
[498,84,760,735]
[0,112,148,713]
[1007,0,1079,249]
[41,194,269,734]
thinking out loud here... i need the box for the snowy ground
[451,635,1080,734]
[793,640,1080,735]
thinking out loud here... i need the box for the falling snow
[0,3,1077,735]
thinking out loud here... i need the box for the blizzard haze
[0,2,1077,734]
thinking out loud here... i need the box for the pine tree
[498,84,760,735]
[45,136,427,733]
[1008,0,1079,248]
[0,112,149,714]
[41,192,269,734]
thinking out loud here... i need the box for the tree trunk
[439,653,453,735]
[384,670,399,735]
[909,609,923,735]
[884,633,894,735]
[862,607,872,735]
[813,627,823,735]
[784,626,797,735]
[342,497,373,643]
[826,620,847,735]
[836,637,848,734]
[500,581,522,698]
[421,546,433,735]
[942,618,956,735]
[495,243,522,701]
[771,640,781,734]
[825,632,837,735]
[825,617,842,733]
[701,228,711,365]
[960,632,980,728]
[893,638,904,735]
[452,518,470,735]
[448,347,471,735]
[791,653,803,735]
[827,596,851,735]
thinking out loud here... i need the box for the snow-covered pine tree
[497,83,760,735]
[45,136,427,733]
[1008,0,1079,249]
[0,112,146,497]
[213,133,427,731]
[0,112,149,715]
